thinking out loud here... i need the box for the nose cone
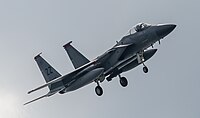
[156,24,176,38]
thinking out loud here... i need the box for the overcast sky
[0,0,199,118]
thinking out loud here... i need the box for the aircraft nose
[156,24,176,38]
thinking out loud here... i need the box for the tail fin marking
[34,54,63,90]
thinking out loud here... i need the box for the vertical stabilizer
[34,54,63,90]
[63,41,90,69]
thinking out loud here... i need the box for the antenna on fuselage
[129,29,132,35]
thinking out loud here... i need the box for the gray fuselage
[62,24,176,92]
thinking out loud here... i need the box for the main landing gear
[119,75,128,87]
[95,74,128,96]
[95,81,103,96]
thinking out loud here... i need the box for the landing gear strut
[119,75,128,87]
[137,51,149,73]
[95,81,103,96]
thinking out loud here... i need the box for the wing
[103,43,136,75]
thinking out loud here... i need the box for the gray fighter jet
[24,23,176,105]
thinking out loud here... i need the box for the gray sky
[0,0,199,118]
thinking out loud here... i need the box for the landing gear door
[137,52,144,64]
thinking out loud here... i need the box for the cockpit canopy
[126,23,151,35]
[134,23,151,32]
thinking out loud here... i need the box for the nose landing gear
[119,75,128,87]
[142,62,148,73]
[95,81,103,96]
[137,51,149,73]
[143,66,148,73]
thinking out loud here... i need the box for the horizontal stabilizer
[27,76,63,94]
[24,91,57,105]
[24,94,48,105]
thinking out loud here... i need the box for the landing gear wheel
[143,66,148,73]
[120,77,128,87]
[95,86,103,96]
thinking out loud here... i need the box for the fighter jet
[24,23,176,105]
